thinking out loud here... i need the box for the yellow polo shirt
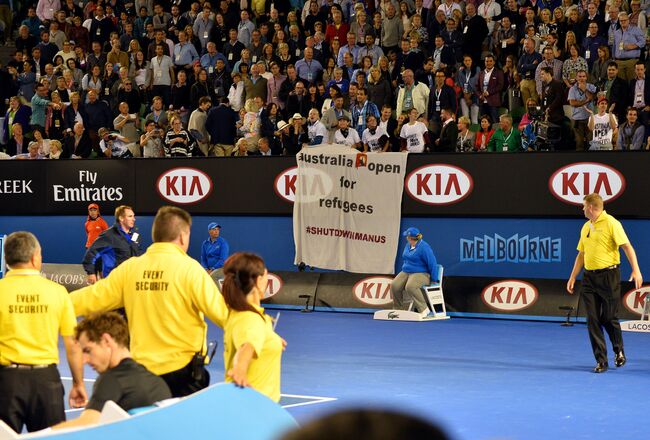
[0,269,76,365]
[577,210,629,271]
[71,242,228,375]
[223,305,283,402]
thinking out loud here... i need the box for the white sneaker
[420,309,432,319]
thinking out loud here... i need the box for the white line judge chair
[374,265,449,322]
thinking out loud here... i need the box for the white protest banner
[293,144,408,274]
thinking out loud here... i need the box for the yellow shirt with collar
[223,305,283,402]
[71,242,228,375]
[0,269,76,365]
[577,210,629,270]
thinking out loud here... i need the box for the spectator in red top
[85,203,109,249]
[474,115,495,152]
[325,8,349,45]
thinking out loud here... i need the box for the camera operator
[520,99,539,151]
[140,120,165,158]
[98,128,135,159]
[568,70,596,151]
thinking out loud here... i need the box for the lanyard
[503,129,513,143]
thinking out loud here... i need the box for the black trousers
[159,359,210,398]
[0,365,65,433]
[581,268,623,363]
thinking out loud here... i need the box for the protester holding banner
[567,193,644,373]
[399,108,430,153]
[391,227,438,317]
[333,115,361,149]
[222,252,285,403]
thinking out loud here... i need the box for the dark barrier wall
[0,152,649,217]
[0,216,648,281]
[39,263,650,320]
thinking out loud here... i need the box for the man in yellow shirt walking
[0,232,86,432]
[567,193,644,373]
[71,206,228,397]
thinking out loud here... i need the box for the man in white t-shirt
[587,97,618,150]
[305,108,328,146]
[362,115,389,152]
[399,108,430,153]
[333,115,361,149]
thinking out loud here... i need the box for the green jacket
[487,127,522,152]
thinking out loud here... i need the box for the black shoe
[593,362,608,373]
[615,351,626,367]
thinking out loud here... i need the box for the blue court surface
[60,312,650,440]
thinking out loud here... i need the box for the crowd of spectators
[0,0,648,159]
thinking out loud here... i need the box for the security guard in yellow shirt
[71,206,228,397]
[221,252,285,402]
[0,232,87,432]
[567,193,644,373]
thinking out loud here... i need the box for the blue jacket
[205,104,238,145]
[400,239,438,281]
[200,236,229,271]
[83,224,142,276]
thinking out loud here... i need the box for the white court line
[281,397,338,409]
[61,376,337,410]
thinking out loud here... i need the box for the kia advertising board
[405,164,474,205]
[1,153,649,217]
[548,162,625,206]
[480,280,539,312]
[135,157,294,214]
[352,276,395,306]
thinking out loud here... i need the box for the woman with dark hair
[66,58,84,87]
[101,62,118,102]
[222,252,285,402]
[260,102,281,154]
[261,43,279,70]
[190,68,211,110]
[306,82,324,112]
[474,114,494,152]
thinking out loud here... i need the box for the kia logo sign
[263,273,283,300]
[274,167,297,203]
[274,166,334,203]
[549,162,625,206]
[622,286,650,316]
[481,280,538,312]
[156,167,212,204]
[405,164,473,205]
[353,276,394,306]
